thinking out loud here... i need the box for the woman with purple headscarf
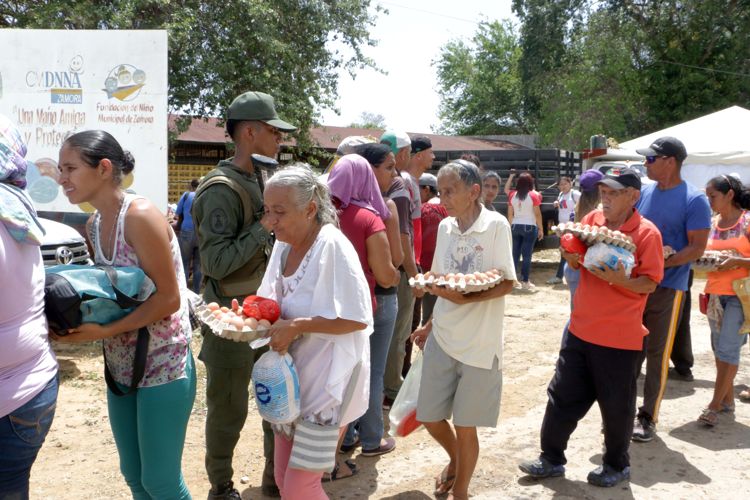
[0,114,58,498]
[327,154,400,466]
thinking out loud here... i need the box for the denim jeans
[344,293,398,449]
[178,230,201,293]
[563,263,580,310]
[511,224,537,282]
[709,295,748,365]
[0,375,58,500]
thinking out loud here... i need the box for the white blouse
[257,224,373,426]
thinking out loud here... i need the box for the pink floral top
[92,194,191,388]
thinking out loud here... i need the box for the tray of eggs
[409,269,504,294]
[693,250,738,272]
[197,299,272,342]
[551,221,636,253]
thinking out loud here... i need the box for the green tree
[435,20,524,135]
[349,111,386,129]
[608,0,750,132]
[535,10,646,149]
[1,0,381,147]
[512,0,587,127]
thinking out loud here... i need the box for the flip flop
[434,465,456,497]
[322,459,358,482]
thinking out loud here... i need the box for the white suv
[39,217,92,266]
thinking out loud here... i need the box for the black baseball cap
[411,136,432,154]
[636,136,687,162]
[598,168,641,190]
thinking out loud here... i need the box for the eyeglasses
[645,155,669,164]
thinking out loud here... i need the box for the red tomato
[258,300,281,323]
[560,233,587,255]
[242,302,262,320]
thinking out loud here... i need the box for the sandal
[322,459,358,482]
[434,465,456,497]
[698,408,719,427]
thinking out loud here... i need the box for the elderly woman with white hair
[411,160,516,500]
[257,164,373,499]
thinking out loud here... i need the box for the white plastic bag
[389,351,423,437]
[251,351,301,425]
[583,242,635,277]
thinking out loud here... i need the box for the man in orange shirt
[519,169,663,488]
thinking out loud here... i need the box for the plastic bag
[583,242,635,277]
[389,351,423,437]
[251,351,301,425]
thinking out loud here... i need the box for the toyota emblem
[55,246,74,265]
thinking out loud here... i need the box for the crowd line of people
[1,89,748,500]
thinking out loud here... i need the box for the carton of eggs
[551,222,636,253]
[409,269,504,294]
[693,250,738,272]
[196,302,271,343]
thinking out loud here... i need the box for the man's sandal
[698,408,719,427]
[434,466,456,497]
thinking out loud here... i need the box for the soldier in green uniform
[192,91,296,500]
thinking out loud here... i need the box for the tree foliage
[435,20,524,135]
[437,0,750,149]
[1,0,381,147]
[349,111,386,129]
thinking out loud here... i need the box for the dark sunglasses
[645,155,669,164]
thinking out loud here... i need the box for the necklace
[101,195,124,261]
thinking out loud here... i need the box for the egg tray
[409,272,504,294]
[551,222,636,253]
[196,307,268,343]
[693,250,738,272]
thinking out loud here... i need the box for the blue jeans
[344,293,398,449]
[108,354,196,499]
[564,263,580,310]
[0,375,58,500]
[511,224,537,282]
[709,295,748,365]
[178,230,201,293]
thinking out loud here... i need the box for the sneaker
[361,437,396,457]
[587,464,630,487]
[632,415,655,442]
[521,281,538,293]
[546,277,563,285]
[518,457,565,478]
[207,481,242,500]
[668,367,694,382]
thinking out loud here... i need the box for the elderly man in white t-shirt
[411,159,516,500]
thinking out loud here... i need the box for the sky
[318,0,516,134]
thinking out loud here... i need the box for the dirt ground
[32,250,750,499]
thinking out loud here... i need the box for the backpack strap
[104,326,149,396]
[195,175,254,225]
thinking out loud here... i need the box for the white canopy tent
[620,105,750,188]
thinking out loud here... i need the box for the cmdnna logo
[25,55,84,104]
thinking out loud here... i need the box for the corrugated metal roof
[168,115,527,152]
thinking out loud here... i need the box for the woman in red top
[327,152,401,459]
[699,174,750,426]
